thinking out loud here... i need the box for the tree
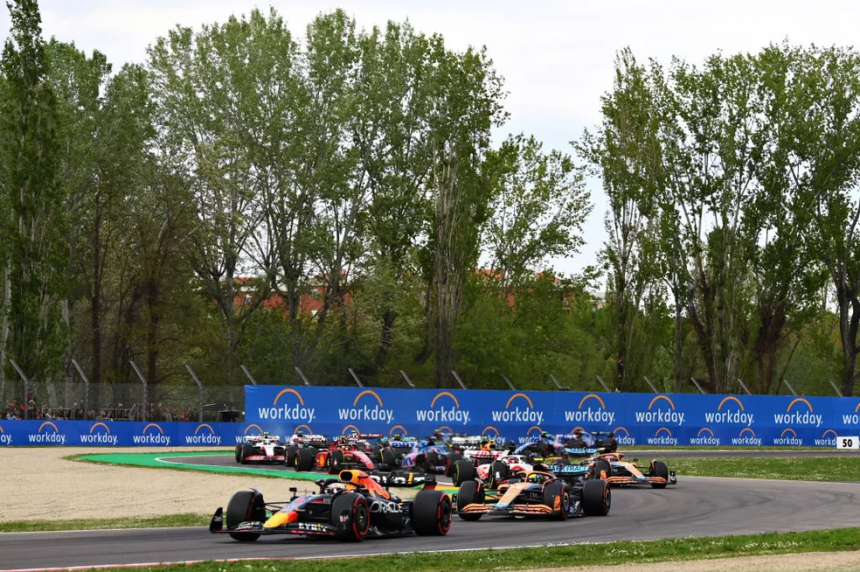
[425,39,506,387]
[0,0,66,402]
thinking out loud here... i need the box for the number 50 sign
[836,436,860,450]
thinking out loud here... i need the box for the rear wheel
[587,459,611,480]
[226,490,264,541]
[582,479,611,516]
[285,446,297,467]
[445,452,463,476]
[328,449,344,474]
[452,459,477,486]
[425,451,440,473]
[379,447,396,469]
[487,460,510,489]
[294,447,314,471]
[239,443,253,465]
[456,479,485,521]
[650,460,669,489]
[543,480,570,520]
[234,444,242,464]
[412,490,453,536]
[331,493,370,541]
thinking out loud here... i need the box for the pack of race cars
[215,428,677,543]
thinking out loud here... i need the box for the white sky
[4,0,860,277]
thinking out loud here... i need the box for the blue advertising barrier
[3,387,859,447]
[0,420,254,447]
[244,386,860,448]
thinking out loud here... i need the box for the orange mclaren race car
[582,452,677,488]
[455,470,611,521]
[210,469,452,542]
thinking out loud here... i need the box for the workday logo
[415,391,470,425]
[772,427,803,446]
[481,425,507,445]
[338,390,394,425]
[28,421,66,445]
[516,425,544,445]
[634,395,685,426]
[840,403,860,426]
[815,429,837,447]
[564,393,615,425]
[257,388,316,423]
[688,427,720,446]
[79,422,118,446]
[491,393,544,426]
[184,423,222,446]
[704,396,753,427]
[731,427,762,446]
[612,426,635,446]
[646,427,678,446]
[132,423,171,446]
[0,425,10,446]
[773,398,822,427]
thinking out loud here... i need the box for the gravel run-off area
[1,447,858,572]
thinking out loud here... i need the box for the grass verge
[663,456,860,481]
[43,527,860,572]
[0,514,209,533]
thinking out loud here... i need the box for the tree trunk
[0,258,10,404]
[673,297,684,393]
[375,308,396,370]
[751,303,786,395]
[839,296,860,397]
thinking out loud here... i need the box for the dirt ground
[2,447,858,572]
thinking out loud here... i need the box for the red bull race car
[209,469,452,541]
[235,433,288,464]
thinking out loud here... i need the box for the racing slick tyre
[543,480,571,521]
[234,444,242,463]
[294,447,315,472]
[371,445,382,463]
[456,479,485,521]
[424,451,437,472]
[331,493,370,542]
[586,459,611,481]
[379,447,396,469]
[285,446,298,467]
[650,460,669,489]
[412,490,453,536]
[452,459,477,486]
[582,479,611,516]
[445,452,463,476]
[327,449,345,474]
[487,460,510,489]
[239,443,253,465]
[226,490,265,542]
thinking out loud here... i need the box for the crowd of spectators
[4,394,196,422]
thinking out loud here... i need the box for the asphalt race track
[3,471,860,571]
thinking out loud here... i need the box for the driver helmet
[380,437,389,445]
[541,431,551,440]
[295,429,304,436]
[393,433,402,441]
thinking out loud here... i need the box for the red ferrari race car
[209,469,452,542]
[291,433,381,474]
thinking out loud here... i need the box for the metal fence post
[783,379,798,397]
[689,377,707,394]
[348,368,364,388]
[399,370,416,388]
[240,365,258,385]
[71,359,90,420]
[736,378,753,396]
[451,371,467,390]
[549,374,569,390]
[129,361,148,421]
[186,364,204,423]
[9,359,29,420]
[501,374,516,391]
[595,375,611,393]
[643,376,659,393]
[829,380,844,397]
[294,367,312,386]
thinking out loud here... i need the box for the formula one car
[235,433,288,464]
[291,433,381,474]
[284,431,331,466]
[455,469,610,521]
[209,469,452,541]
[581,452,677,488]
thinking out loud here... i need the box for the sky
[4,0,860,278]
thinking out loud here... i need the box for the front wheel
[412,490,453,535]
[294,447,314,472]
[543,480,570,521]
[650,460,669,489]
[456,479,485,521]
[452,459,476,486]
[226,490,264,542]
[582,479,611,516]
[331,493,370,541]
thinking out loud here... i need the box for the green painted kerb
[76,451,325,481]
